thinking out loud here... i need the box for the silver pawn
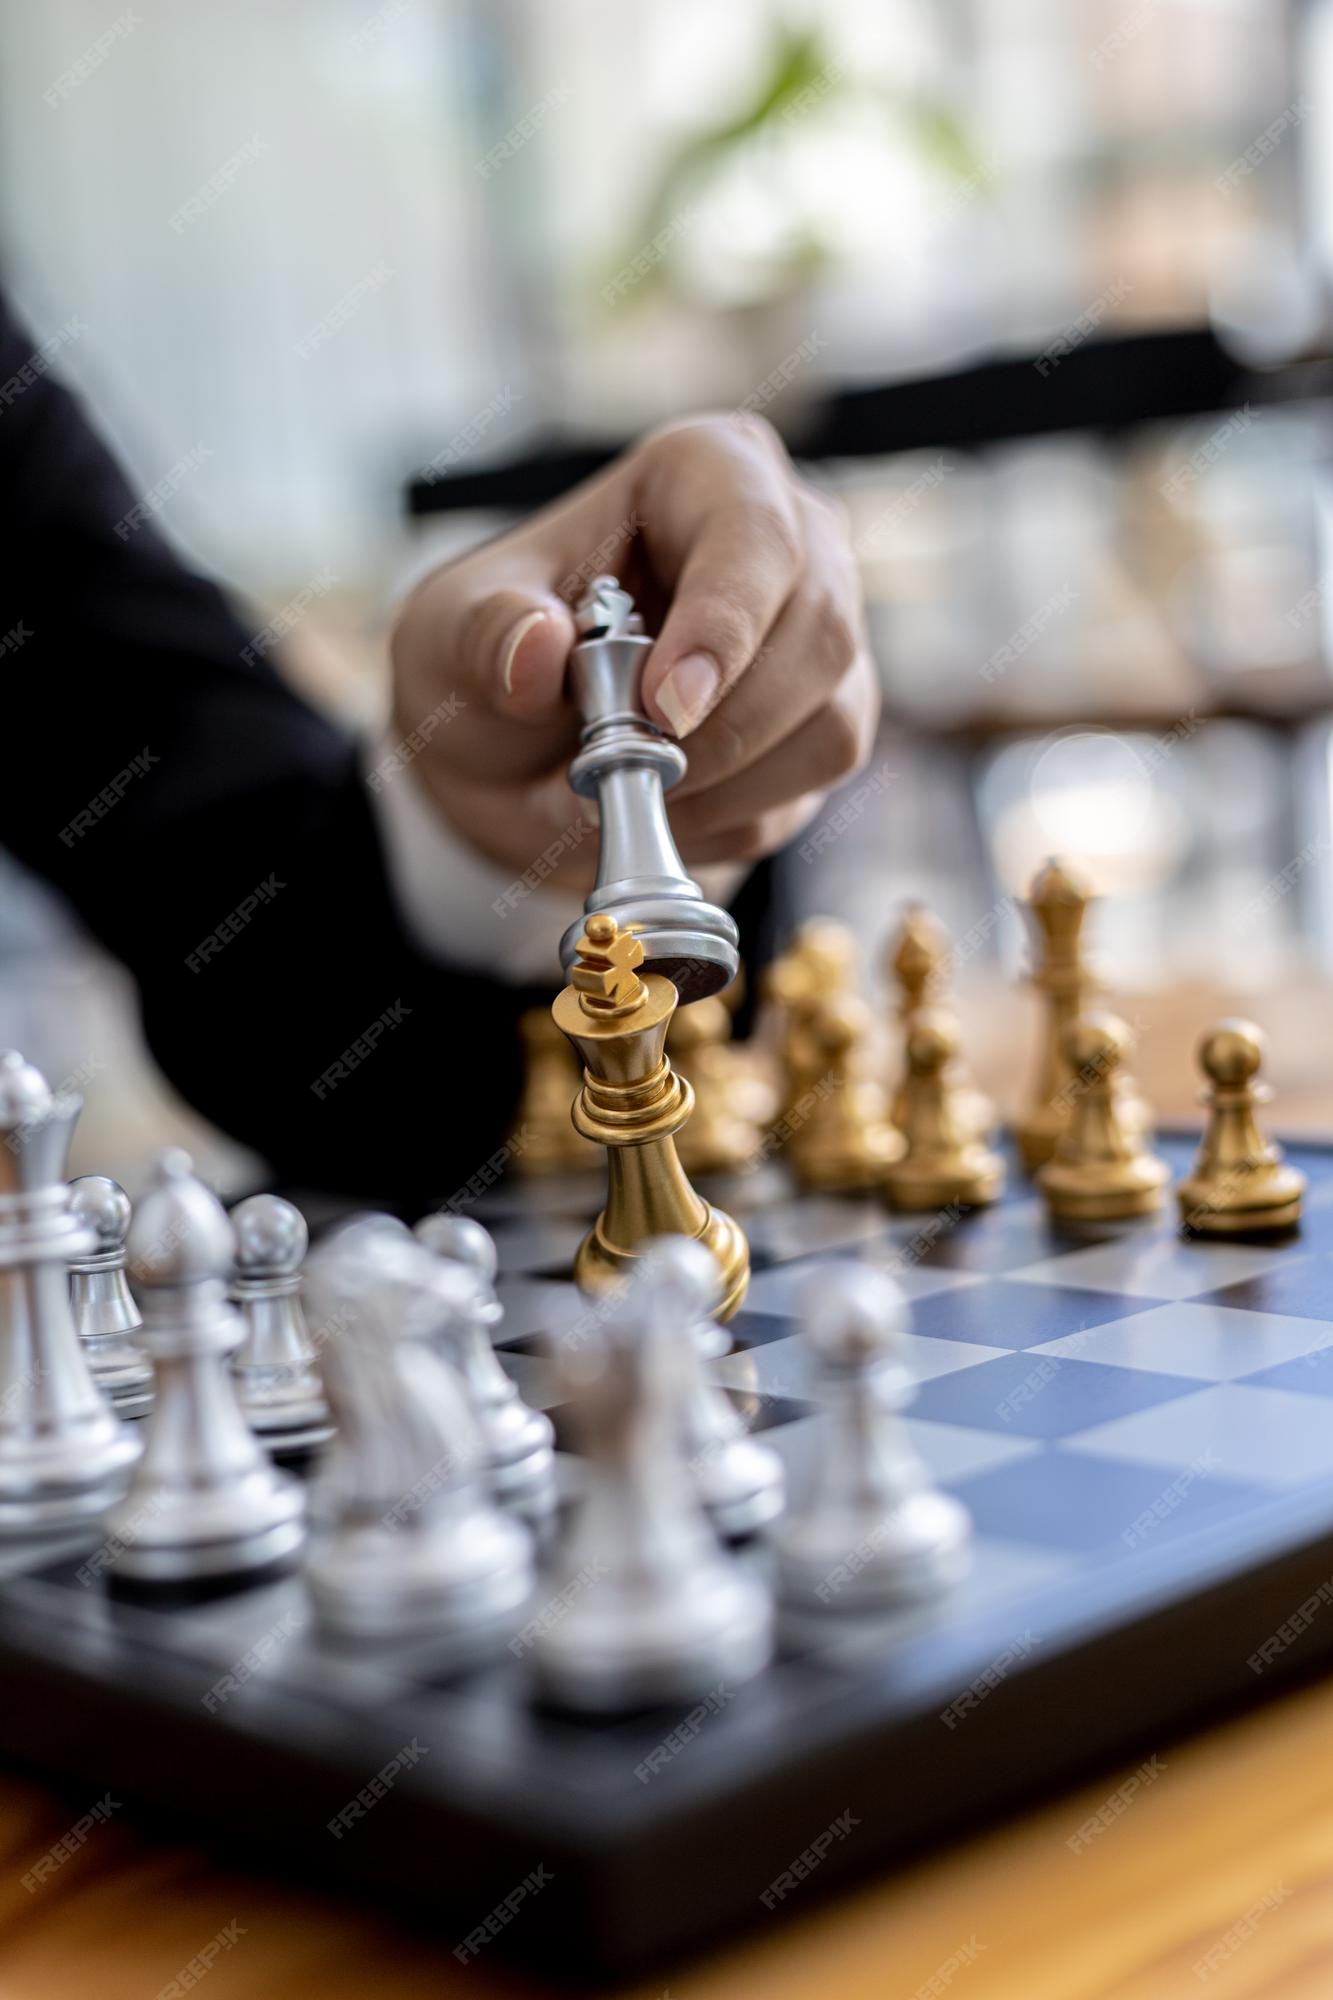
[230,1194,333,1454]
[637,1237,784,1540]
[68,1176,154,1419]
[302,1227,533,1649]
[413,1214,555,1530]
[0,1052,139,1531]
[774,1263,971,1611]
[104,1151,305,1584]
[533,1263,772,1713]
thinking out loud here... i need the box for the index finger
[633,420,803,740]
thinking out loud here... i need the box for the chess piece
[1177,1021,1304,1235]
[788,994,905,1190]
[1038,1014,1170,1223]
[774,1262,970,1609]
[887,904,995,1141]
[532,1265,772,1712]
[638,1237,784,1539]
[105,1151,304,1583]
[512,1008,598,1177]
[552,913,750,1319]
[1015,858,1151,1171]
[413,1213,556,1529]
[884,1009,1004,1211]
[668,997,763,1176]
[67,1176,154,1419]
[229,1194,333,1455]
[0,1053,140,1532]
[303,1227,533,1646]
[558,575,738,1002]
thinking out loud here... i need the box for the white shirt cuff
[364,733,746,985]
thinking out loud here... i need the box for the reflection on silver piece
[637,1237,784,1540]
[230,1194,333,1454]
[0,1052,140,1531]
[558,574,740,1003]
[413,1214,556,1531]
[68,1175,154,1419]
[302,1226,533,1649]
[533,1255,772,1713]
[774,1262,971,1611]
[105,1150,305,1584]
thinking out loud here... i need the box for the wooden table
[3,1670,1333,2000]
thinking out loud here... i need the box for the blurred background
[4,0,1333,1185]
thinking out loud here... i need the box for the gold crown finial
[572,913,647,1014]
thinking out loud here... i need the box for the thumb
[459,586,577,722]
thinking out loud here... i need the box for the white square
[1031,1303,1331,1380]
[1065,1383,1333,1488]
[1009,1237,1289,1301]
[743,1259,981,1318]
[715,1331,1006,1400]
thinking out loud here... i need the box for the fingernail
[656,652,720,739]
[500,609,547,696]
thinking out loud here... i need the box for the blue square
[905,1280,1164,1351]
[911,1351,1207,1439]
[1232,1342,1333,1398]
[903,1201,1080,1275]
[1195,1252,1333,1325]
[950,1449,1265,1554]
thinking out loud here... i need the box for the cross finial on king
[572,913,647,1015]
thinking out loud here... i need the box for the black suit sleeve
[0,293,532,1204]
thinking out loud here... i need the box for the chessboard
[3,1136,1333,1980]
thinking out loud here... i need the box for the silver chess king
[559,574,739,1004]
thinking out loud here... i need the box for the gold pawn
[512,1008,598,1176]
[1037,1012,1170,1223]
[1177,1020,1304,1236]
[551,914,750,1319]
[667,997,762,1177]
[787,993,904,1191]
[886,903,995,1141]
[884,1009,1004,1211]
